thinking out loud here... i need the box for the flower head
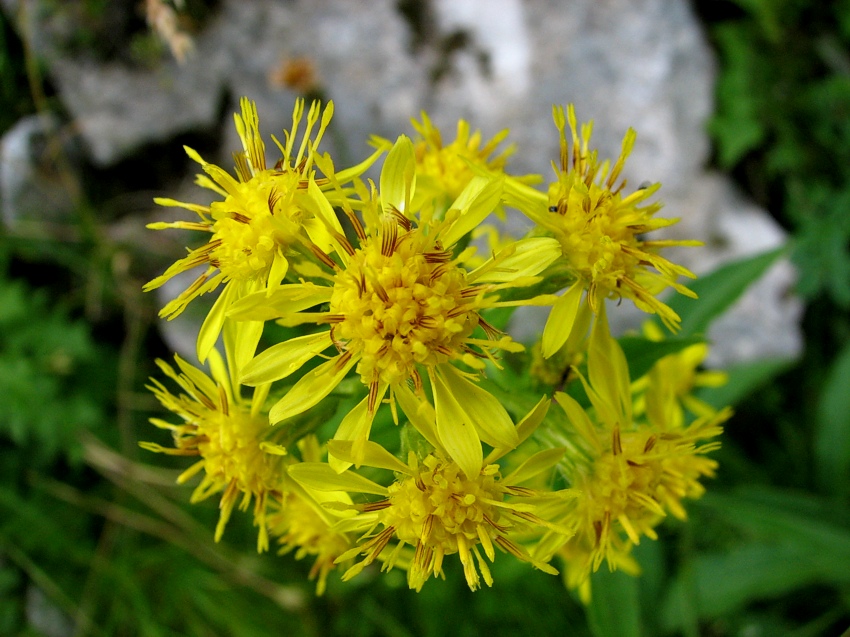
[144,97,378,361]
[141,347,285,551]
[269,488,352,595]
[551,398,725,579]
[288,398,572,591]
[235,137,560,475]
[505,105,700,357]
[407,113,536,216]
[635,321,729,429]
[536,306,728,592]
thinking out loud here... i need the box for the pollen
[208,173,304,281]
[381,455,505,591]
[328,225,477,387]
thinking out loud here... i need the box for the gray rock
[1,0,803,365]
[0,113,80,229]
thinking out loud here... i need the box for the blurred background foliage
[1,0,850,635]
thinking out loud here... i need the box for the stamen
[380,221,398,257]
[368,381,380,413]
[612,427,622,456]
[218,385,229,416]
[267,188,282,215]
[308,243,339,270]
[388,205,412,231]
[361,500,392,512]
[478,317,502,340]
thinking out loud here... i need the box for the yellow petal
[431,368,482,480]
[554,392,604,453]
[503,447,566,485]
[541,280,584,358]
[259,441,288,456]
[439,175,504,248]
[197,280,239,363]
[307,178,344,237]
[588,304,631,423]
[334,145,386,183]
[172,354,217,403]
[471,237,562,283]
[227,283,333,321]
[485,395,551,464]
[439,364,518,449]
[240,331,332,385]
[329,385,387,472]
[288,462,388,496]
[393,383,441,450]
[328,439,411,475]
[380,135,416,216]
[269,355,356,423]
[267,252,289,290]
[223,313,263,385]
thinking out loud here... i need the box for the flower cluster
[142,98,730,597]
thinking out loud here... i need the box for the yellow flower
[288,397,573,591]
[373,113,539,218]
[144,97,380,362]
[233,136,561,478]
[267,439,353,595]
[504,105,700,357]
[634,321,729,429]
[535,305,728,592]
[141,346,284,552]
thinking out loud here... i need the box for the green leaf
[660,246,785,338]
[699,489,850,560]
[663,487,850,629]
[708,24,769,167]
[587,567,641,637]
[661,542,850,631]
[814,338,850,496]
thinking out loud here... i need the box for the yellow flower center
[198,409,281,496]
[411,117,509,208]
[575,426,719,558]
[209,172,303,281]
[328,227,477,387]
[548,182,641,289]
[416,141,480,201]
[381,455,502,556]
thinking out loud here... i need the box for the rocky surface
[0,113,80,229]
[0,0,803,365]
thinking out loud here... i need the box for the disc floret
[503,104,701,357]
[336,452,560,592]
[546,105,698,324]
[382,455,504,591]
[328,223,479,388]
